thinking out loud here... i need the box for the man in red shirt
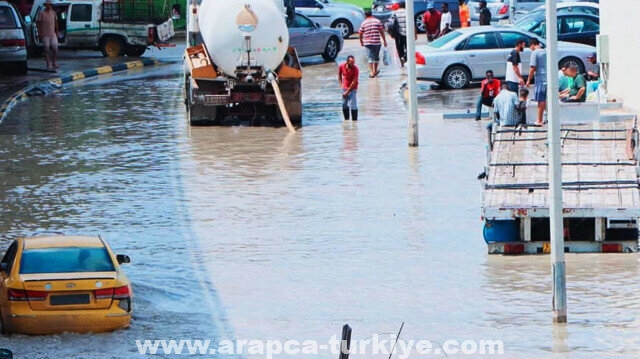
[475,70,501,121]
[338,55,360,121]
[422,2,441,41]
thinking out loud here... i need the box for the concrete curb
[0,58,159,124]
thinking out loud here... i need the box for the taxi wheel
[100,37,125,57]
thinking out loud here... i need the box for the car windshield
[0,7,17,29]
[428,30,463,49]
[20,247,116,274]
[513,17,541,32]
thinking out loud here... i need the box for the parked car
[294,0,364,38]
[0,235,133,335]
[372,0,461,32]
[415,26,595,89]
[0,0,27,74]
[468,0,544,25]
[513,1,599,22]
[512,12,599,46]
[289,12,343,61]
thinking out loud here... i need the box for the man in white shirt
[439,3,452,37]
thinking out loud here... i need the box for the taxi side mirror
[116,254,131,264]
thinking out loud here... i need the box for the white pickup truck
[25,0,174,57]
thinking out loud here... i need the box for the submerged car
[0,235,132,335]
[288,12,343,62]
[415,26,596,89]
[294,0,364,38]
[0,0,27,74]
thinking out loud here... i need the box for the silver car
[288,12,343,62]
[415,26,595,89]
[0,0,27,74]
[469,0,544,25]
[294,0,365,39]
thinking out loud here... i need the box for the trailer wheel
[126,46,146,57]
[100,37,126,57]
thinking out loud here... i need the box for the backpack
[389,16,400,38]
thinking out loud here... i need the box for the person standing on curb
[479,0,491,26]
[387,2,415,69]
[458,0,470,28]
[439,3,452,37]
[37,0,59,70]
[358,9,387,78]
[422,2,441,42]
[525,38,546,126]
[505,38,525,93]
[338,55,359,121]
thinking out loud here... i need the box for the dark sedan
[512,12,599,46]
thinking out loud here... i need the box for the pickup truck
[25,0,174,57]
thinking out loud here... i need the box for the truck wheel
[126,46,146,57]
[321,37,340,62]
[100,37,125,57]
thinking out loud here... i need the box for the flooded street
[1,40,640,358]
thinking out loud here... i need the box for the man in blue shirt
[493,83,520,127]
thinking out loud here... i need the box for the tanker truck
[183,0,302,127]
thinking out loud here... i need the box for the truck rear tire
[100,37,126,57]
[126,46,146,57]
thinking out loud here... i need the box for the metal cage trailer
[481,117,640,254]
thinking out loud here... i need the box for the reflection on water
[1,59,640,358]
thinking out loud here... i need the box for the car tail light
[94,288,115,299]
[504,244,525,254]
[94,286,130,299]
[386,3,400,11]
[498,4,509,15]
[602,243,622,253]
[0,39,26,46]
[8,288,47,301]
[415,51,425,65]
[148,27,155,43]
[113,286,131,299]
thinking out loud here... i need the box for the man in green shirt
[559,65,586,102]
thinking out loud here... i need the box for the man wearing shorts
[37,0,59,69]
[525,38,546,126]
[358,9,387,78]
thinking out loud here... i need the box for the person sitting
[475,70,501,121]
[492,83,520,127]
[559,65,586,102]
[558,65,571,92]
[585,52,599,81]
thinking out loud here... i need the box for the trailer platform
[481,117,640,254]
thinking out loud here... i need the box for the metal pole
[545,0,567,323]
[405,0,419,146]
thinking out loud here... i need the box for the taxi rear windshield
[20,247,116,274]
[0,7,17,29]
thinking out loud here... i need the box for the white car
[294,0,364,39]
[415,26,596,89]
[0,1,27,74]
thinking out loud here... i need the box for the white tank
[198,0,289,76]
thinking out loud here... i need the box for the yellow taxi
[0,235,133,335]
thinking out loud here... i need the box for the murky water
[1,49,640,358]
